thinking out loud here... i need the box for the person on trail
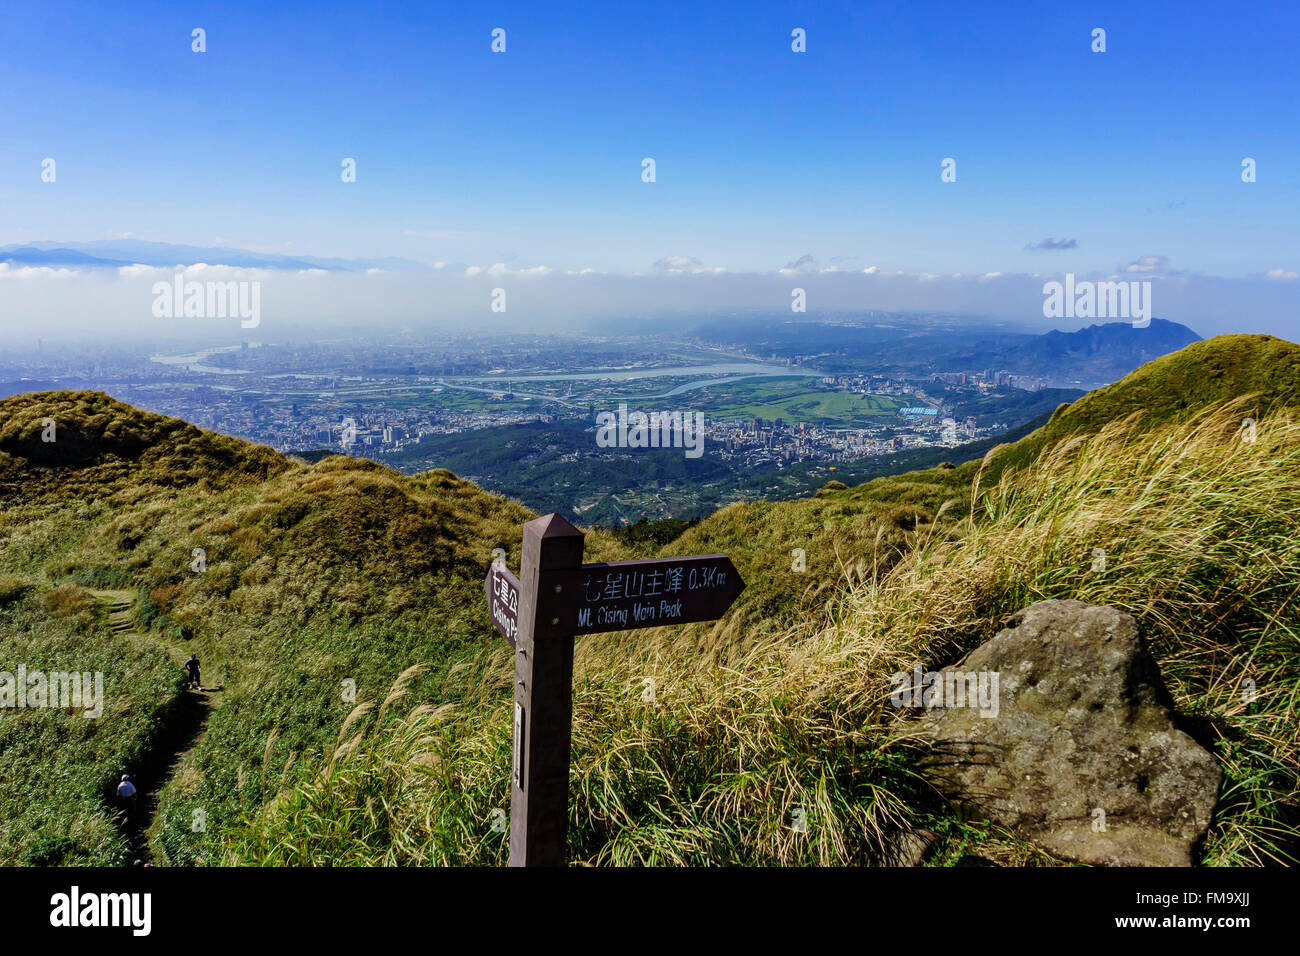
[183,654,201,691]
[116,774,137,819]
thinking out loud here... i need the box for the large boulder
[913,600,1220,866]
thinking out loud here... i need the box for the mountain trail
[92,589,223,865]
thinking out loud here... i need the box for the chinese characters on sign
[484,561,520,647]
[561,556,744,634]
[483,515,745,867]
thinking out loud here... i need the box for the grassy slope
[0,391,629,864]
[3,333,1299,866]
[227,398,1300,867]
[222,334,1299,866]
[982,334,1300,479]
[0,583,180,865]
[660,334,1300,654]
[0,392,288,864]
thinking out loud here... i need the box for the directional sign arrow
[545,554,745,636]
[484,562,521,648]
[482,515,749,866]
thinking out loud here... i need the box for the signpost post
[484,513,745,867]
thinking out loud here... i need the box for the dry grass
[227,399,1300,866]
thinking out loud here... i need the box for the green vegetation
[937,385,1082,427]
[388,403,1056,528]
[604,516,701,555]
[2,335,1297,866]
[0,393,628,865]
[0,585,181,865]
[390,420,736,526]
[689,376,904,425]
[984,334,1300,480]
[227,400,1300,865]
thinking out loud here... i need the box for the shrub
[0,574,34,606]
[42,583,95,620]
[21,833,94,867]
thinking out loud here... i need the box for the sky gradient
[2,0,1298,339]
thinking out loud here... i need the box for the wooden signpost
[484,513,745,867]
[485,561,520,649]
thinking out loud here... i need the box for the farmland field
[690,377,907,426]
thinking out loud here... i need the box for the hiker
[183,654,202,691]
[116,774,137,819]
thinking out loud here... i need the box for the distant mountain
[987,332,1300,479]
[0,246,136,268]
[0,239,426,273]
[1001,318,1201,384]
[693,315,1201,387]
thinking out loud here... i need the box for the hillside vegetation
[227,398,1300,866]
[1,335,1296,866]
[0,394,626,865]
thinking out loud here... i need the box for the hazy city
[0,320,1083,523]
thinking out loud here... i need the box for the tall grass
[0,589,183,865]
[227,400,1300,865]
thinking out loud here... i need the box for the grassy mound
[224,401,1300,866]
[3,334,1297,866]
[0,390,286,500]
[0,392,634,865]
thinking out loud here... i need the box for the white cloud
[114,263,294,281]
[466,262,551,277]
[1124,255,1168,273]
[652,255,703,273]
[0,263,79,279]
[4,260,1298,342]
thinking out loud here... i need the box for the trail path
[92,589,223,865]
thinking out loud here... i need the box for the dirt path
[92,589,223,865]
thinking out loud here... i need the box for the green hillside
[228,390,1300,867]
[1,334,1297,866]
[0,394,627,864]
[635,334,1300,653]
[983,334,1300,479]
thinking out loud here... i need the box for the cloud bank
[1,256,1297,345]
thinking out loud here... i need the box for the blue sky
[2,0,1298,338]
